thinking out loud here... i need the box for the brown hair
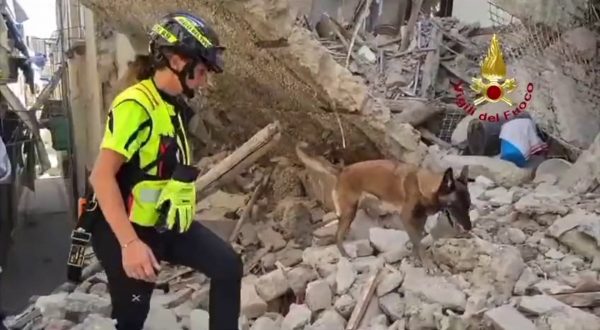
[113,54,155,95]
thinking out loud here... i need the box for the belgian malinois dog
[296,143,472,269]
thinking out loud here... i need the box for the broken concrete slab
[401,265,467,310]
[559,133,600,194]
[535,158,572,183]
[144,306,182,330]
[305,280,332,312]
[281,303,312,330]
[306,309,346,330]
[435,154,532,187]
[334,294,356,319]
[285,265,319,295]
[189,309,210,330]
[517,294,600,329]
[70,314,117,330]
[255,269,290,302]
[376,270,404,297]
[369,228,410,254]
[484,304,537,330]
[196,189,248,220]
[241,275,268,319]
[250,316,279,330]
[378,292,405,321]
[519,295,572,315]
[547,209,600,260]
[514,187,573,216]
[335,257,357,294]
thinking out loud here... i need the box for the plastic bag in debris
[0,136,11,183]
[500,117,547,167]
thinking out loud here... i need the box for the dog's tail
[295,142,340,177]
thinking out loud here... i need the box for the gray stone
[44,319,77,330]
[438,155,532,187]
[145,306,182,330]
[369,228,410,253]
[286,265,318,294]
[547,209,600,260]
[276,248,303,267]
[70,314,117,330]
[381,247,412,264]
[255,268,290,301]
[64,292,112,322]
[518,295,567,315]
[151,288,194,309]
[535,158,572,183]
[189,309,210,330]
[534,280,573,295]
[378,292,405,321]
[401,265,467,309]
[281,304,312,330]
[257,227,287,251]
[336,257,356,294]
[241,275,268,319]
[352,256,385,273]
[514,189,571,215]
[406,301,440,329]
[559,132,600,193]
[305,280,332,312]
[306,310,346,330]
[88,283,109,297]
[302,245,340,267]
[250,316,279,330]
[334,294,356,318]
[485,187,514,206]
[376,271,404,297]
[485,305,536,330]
[506,228,527,244]
[35,293,68,319]
[342,239,374,258]
[514,266,540,295]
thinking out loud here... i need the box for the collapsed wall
[80,0,427,165]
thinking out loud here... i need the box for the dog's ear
[458,165,469,183]
[438,168,456,194]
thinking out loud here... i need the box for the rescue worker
[88,12,242,330]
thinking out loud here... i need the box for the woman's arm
[89,149,138,246]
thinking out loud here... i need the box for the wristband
[121,237,139,249]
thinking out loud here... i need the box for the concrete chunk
[305,280,332,312]
[484,305,536,330]
[255,269,290,302]
[241,275,268,319]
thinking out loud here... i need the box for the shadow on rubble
[0,177,73,315]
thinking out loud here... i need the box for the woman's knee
[214,247,243,281]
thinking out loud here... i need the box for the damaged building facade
[4,0,600,329]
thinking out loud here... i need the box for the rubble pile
[313,10,600,153]
[6,153,600,330]
[80,0,600,166]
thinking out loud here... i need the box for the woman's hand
[121,239,161,282]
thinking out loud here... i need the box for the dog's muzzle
[443,209,468,233]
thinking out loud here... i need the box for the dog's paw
[424,262,439,275]
[417,258,439,275]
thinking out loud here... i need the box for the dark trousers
[91,219,242,330]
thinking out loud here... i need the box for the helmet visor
[203,46,224,73]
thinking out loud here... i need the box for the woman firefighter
[88,12,242,330]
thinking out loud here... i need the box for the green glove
[156,164,199,233]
